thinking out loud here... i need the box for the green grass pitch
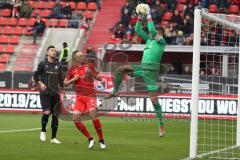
[0,113,190,160]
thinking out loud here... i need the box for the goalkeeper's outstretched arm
[147,18,157,37]
[145,5,157,37]
[135,19,149,41]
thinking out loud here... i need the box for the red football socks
[92,119,103,140]
[74,121,91,139]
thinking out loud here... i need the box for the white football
[136,4,147,15]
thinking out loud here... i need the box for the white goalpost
[189,9,240,159]
[189,8,201,159]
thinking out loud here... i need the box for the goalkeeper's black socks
[41,114,49,132]
[51,115,58,139]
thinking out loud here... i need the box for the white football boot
[99,140,106,149]
[50,138,61,144]
[88,139,95,149]
[40,132,46,142]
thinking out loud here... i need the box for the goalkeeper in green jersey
[105,4,166,137]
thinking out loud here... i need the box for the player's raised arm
[135,4,149,42]
[145,4,157,38]
[135,19,149,41]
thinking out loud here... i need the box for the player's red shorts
[74,95,97,113]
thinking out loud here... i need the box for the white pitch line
[0,127,188,136]
[0,128,40,133]
[60,127,188,136]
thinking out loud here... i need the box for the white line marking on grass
[0,128,40,133]
[60,127,188,136]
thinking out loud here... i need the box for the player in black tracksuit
[33,45,64,144]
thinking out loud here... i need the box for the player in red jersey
[64,50,106,149]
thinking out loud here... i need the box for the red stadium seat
[5,45,15,53]
[85,11,94,19]
[0,63,6,71]
[48,19,58,27]
[46,1,56,9]
[162,12,173,21]
[0,35,9,44]
[23,27,32,36]
[36,1,46,9]
[41,10,52,18]
[15,57,33,63]
[1,9,11,17]
[14,26,24,35]
[42,18,48,25]
[234,0,239,5]
[0,45,4,53]
[9,36,19,44]
[60,2,66,7]
[0,54,10,63]
[160,4,167,10]
[0,17,7,25]
[160,21,169,27]
[28,18,37,26]
[76,2,87,10]
[28,1,37,9]
[208,4,218,13]
[12,65,32,71]
[177,4,184,12]
[58,19,68,28]
[7,18,17,26]
[87,2,97,10]
[229,5,239,14]
[179,0,187,4]
[3,26,14,35]
[180,12,184,17]
[69,2,76,9]
[18,18,28,26]
[31,9,41,17]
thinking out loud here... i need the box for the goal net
[189,9,240,159]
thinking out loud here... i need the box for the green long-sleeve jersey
[135,20,166,70]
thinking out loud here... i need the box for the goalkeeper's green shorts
[131,64,159,92]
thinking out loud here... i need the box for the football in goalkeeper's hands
[136,4,148,15]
